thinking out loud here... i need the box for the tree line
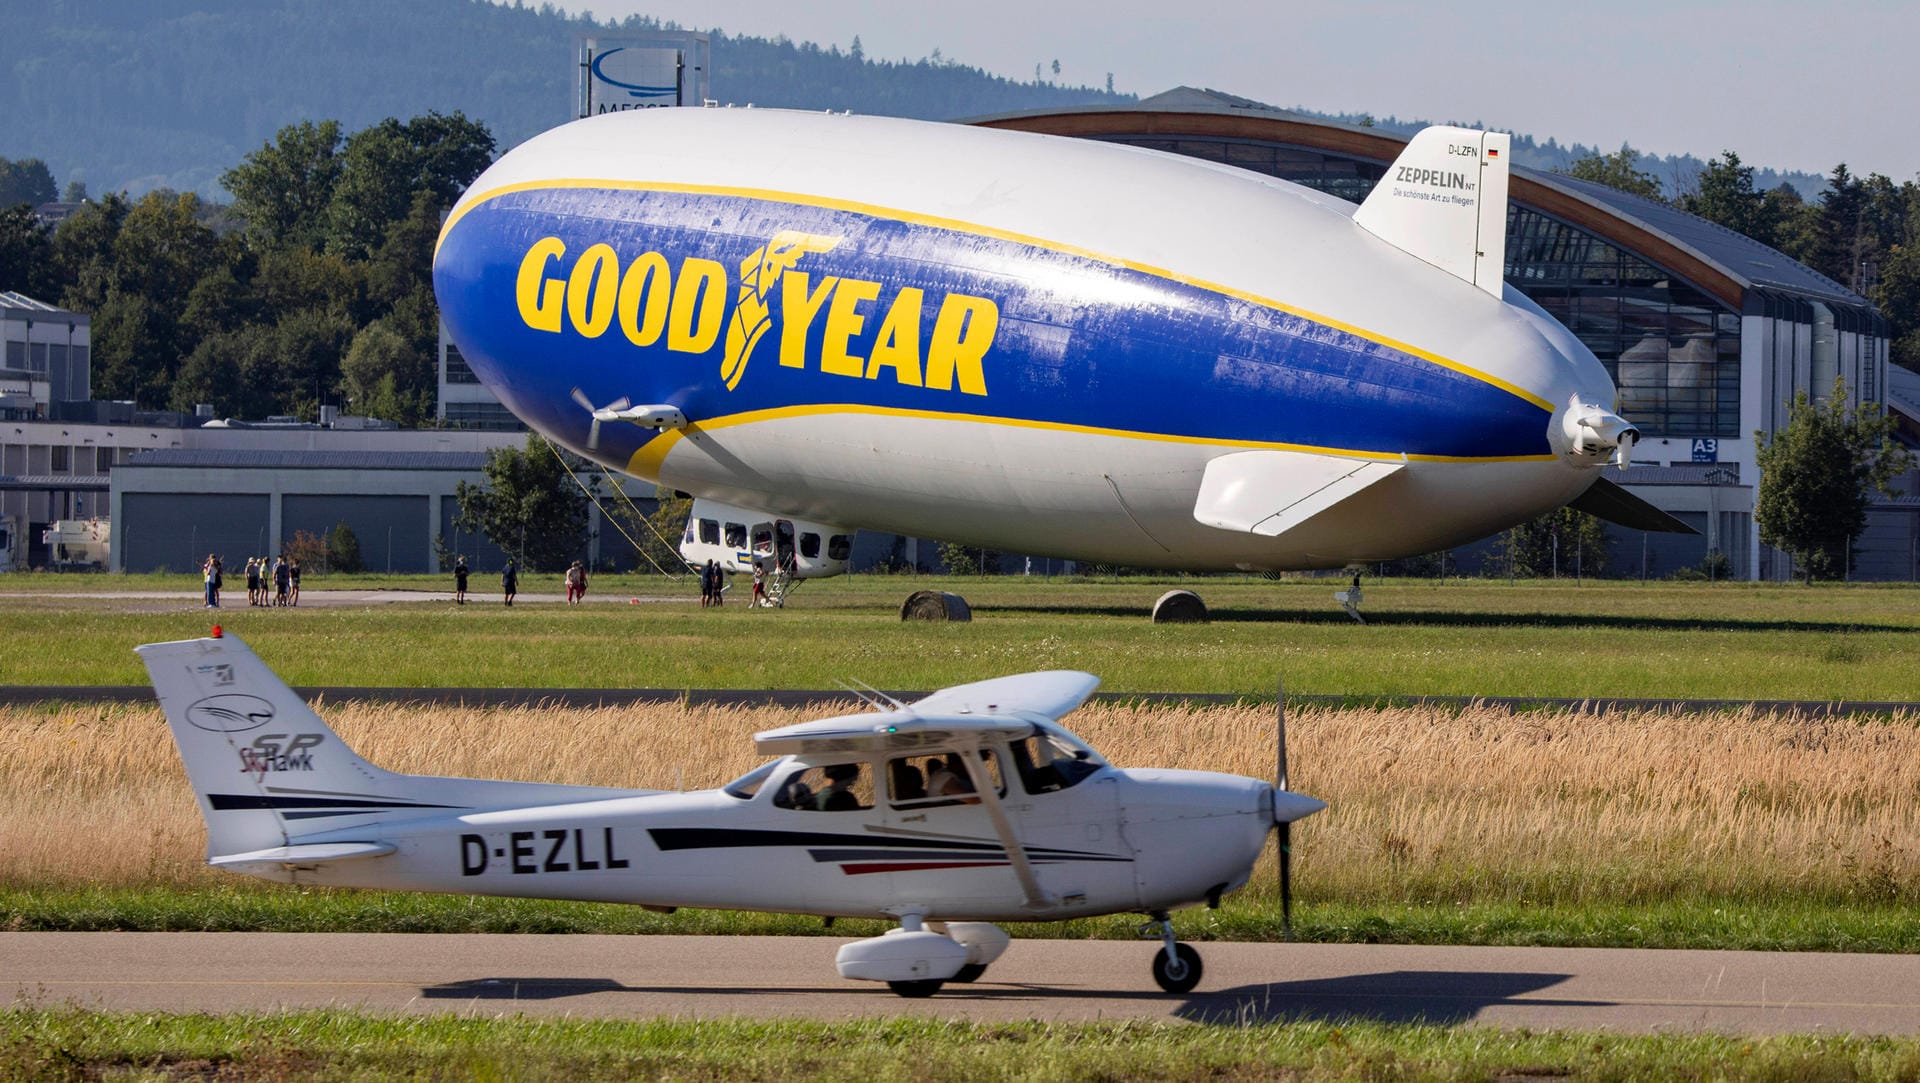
[0,114,493,424]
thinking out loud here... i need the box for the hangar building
[974,89,1914,581]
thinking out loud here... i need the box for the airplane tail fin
[137,631,425,860]
[1353,125,1511,298]
[139,630,644,870]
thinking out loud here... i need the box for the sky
[558,0,1920,182]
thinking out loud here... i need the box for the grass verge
[8,1005,1920,1081]
[8,888,1920,954]
[2,576,1918,699]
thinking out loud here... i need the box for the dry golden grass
[4,698,1918,903]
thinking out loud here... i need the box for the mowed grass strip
[10,1006,1920,1082]
[7,697,1918,948]
[2,576,1918,699]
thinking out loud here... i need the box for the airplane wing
[755,670,1101,756]
[907,671,1100,720]
[1192,449,1404,537]
[754,712,1037,757]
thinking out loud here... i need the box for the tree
[1679,151,1789,249]
[221,119,344,252]
[1876,239,1920,371]
[327,112,494,259]
[1496,507,1611,578]
[603,490,691,573]
[1754,377,1912,582]
[1556,146,1663,202]
[340,319,431,424]
[0,204,52,296]
[0,157,57,208]
[325,521,364,573]
[284,529,330,573]
[454,434,590,572]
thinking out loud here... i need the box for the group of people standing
[699,559,726,607]
[452,556,544,607]
[245,555,300,607]
[199,553,299,608]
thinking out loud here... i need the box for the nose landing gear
[1141,911,1204,993]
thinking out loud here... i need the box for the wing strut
[959,749,1053,912]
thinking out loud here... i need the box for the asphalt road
[9,933,1920,1033]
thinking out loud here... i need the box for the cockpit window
[773,762,874,811]
[1010,724,1105,794]
[723,760,780,800]
[888,750,1005,808]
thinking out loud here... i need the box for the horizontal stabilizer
[210,841,395,874]
[1193,450,1403,538]
[1354,126,1510,298]
[1568,477,1699,534]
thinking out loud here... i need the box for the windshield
[723,760,781,800]
[1011,721,1107,794]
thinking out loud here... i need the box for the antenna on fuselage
[835,677,906,713]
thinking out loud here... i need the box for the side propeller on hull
[571,387,629,451]
[570,387,689,451]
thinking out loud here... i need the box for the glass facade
[1505,206,1741,437]
[443,343,482,384]
[442,401,526,431]
[1094,134,1743,438]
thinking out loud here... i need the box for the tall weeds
[3,699,1915,905]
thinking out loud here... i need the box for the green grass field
[3,573,1917,699]
[9,1006,1920,1082]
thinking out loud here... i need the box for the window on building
[443,343,481,384]
[442,401,526,431]
[50,445,69,472]
[96,446,114,473]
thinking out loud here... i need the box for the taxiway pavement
[8,933,1920,1033]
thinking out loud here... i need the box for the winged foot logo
[513,229,998,396]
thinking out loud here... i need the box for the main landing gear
[1142,911,1204,994]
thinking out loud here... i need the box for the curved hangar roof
[970,87,1876,322]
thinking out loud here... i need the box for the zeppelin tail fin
[1354,125,1511,298]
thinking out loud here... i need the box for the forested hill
[0,0,1132,197]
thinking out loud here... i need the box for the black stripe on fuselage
[650,827,1126,862]
[208,794,461,813]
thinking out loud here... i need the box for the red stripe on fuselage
[839,861,1009,875]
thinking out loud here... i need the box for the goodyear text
[515,232,997,396]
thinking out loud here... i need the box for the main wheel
[950,963,988,984]
[1151,943,1203,994]
[887,979,945,998]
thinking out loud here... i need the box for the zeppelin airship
[432,108,1676,585]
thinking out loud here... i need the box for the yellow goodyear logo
[514,231,998,396]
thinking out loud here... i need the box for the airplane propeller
[571,387,630,451]
[1277,677,1293,937]
[1270,677,1329,939]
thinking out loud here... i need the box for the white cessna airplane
[142,630,1325,996]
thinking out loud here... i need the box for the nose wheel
[1142,912,1204,994]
